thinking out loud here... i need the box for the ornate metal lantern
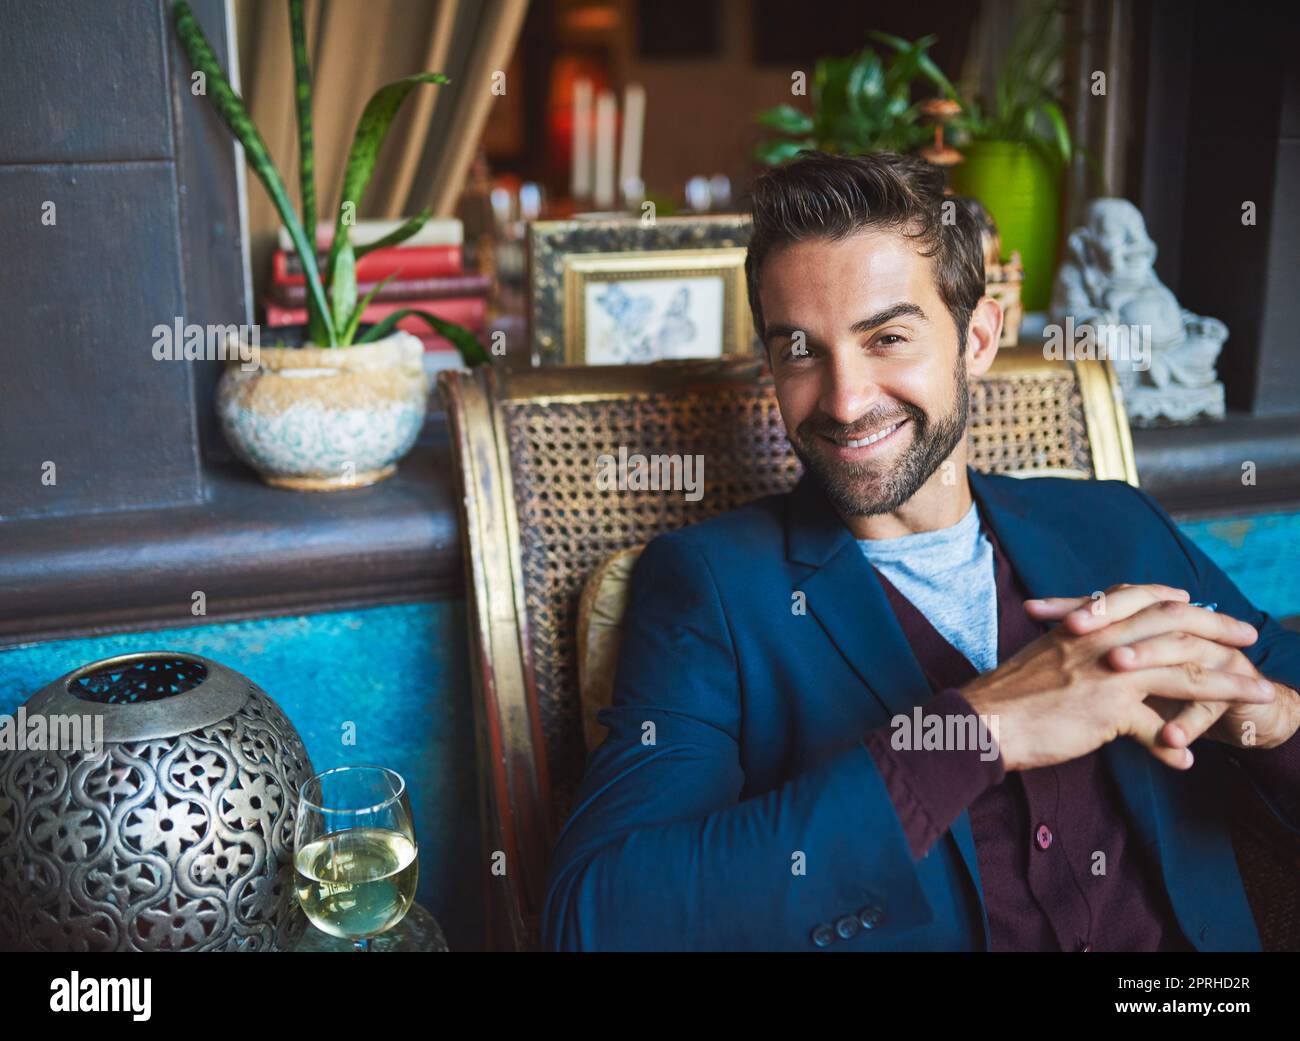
[0,652,314,951]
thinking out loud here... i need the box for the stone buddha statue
[1051,198,1226,425]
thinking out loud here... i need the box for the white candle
[571,78,593,200]
[619,84,645,207]
[594,89,617,210]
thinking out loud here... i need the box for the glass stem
[353,937,372,952]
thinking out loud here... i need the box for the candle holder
[0,652,314,951]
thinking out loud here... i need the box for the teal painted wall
[1177,511,1300,619]
[0,509,1296,952]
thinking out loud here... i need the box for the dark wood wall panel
[1,0,174,163]
[0,162,203,519]
[1255,127,1300,416]
[1175,0,1298,415]
[0,0,247,522]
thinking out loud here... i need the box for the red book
[270,272,491,307]
[262,296,487,345]
[273,245,462,286]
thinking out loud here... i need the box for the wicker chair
[437,353,1298,952]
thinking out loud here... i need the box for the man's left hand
[1026,586,1300,752]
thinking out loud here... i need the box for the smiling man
[541,151,1300,952]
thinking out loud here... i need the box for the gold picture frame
[527,215,755,365]
[561,247,752,365]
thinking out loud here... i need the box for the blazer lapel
[785,472,932,720]
[785,472,987,940]
[966,469,1092,601]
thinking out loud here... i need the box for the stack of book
[264,217,490,371]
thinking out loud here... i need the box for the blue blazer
[541,470,1300,951]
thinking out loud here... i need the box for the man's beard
[789,356,969,517]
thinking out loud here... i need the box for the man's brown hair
[744,150,986,348]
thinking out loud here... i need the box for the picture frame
[527,215,755,365]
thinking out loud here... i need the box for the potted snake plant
[174,0,488,491]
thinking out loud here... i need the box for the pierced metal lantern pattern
[0,652,314,951]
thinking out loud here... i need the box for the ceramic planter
[217,330,429,491]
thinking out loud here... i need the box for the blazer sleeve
[541,531,935,951]
[1130,485,1300,833]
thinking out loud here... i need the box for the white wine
[295,827,419,940]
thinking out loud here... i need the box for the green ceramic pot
[950,140,1060,311]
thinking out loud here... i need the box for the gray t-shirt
[856,501,998,673]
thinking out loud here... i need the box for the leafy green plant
[950,0,1072,168]
[752,31,957,164]
[173,0,488,363]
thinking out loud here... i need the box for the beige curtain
[233,0,527,298]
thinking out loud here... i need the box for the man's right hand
[960,584,1276,772]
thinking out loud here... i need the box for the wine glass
[294,765,419,951]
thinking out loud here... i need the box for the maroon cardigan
[860,520,1299,951]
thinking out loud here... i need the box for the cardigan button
[810,923,835,948]
[857,904,884,929]
[1035,823,1053,850]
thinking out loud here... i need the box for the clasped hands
[959,583,1300,773]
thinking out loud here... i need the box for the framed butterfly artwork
[526,215,758,365]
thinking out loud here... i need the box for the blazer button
[835,915,861,940]
[810,923,835,948]
[857,905,884,929]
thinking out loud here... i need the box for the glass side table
[292,902,449,952]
